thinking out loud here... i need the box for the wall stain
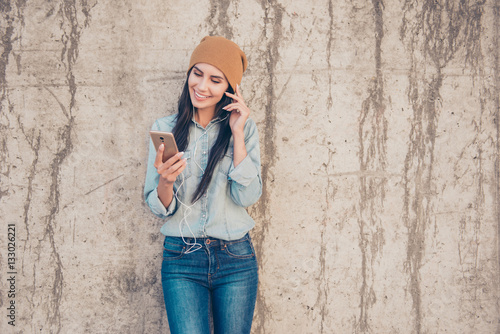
[207,0,234,40]
[30,1,96,332]
[0,0,27,216]
[0,2,14,111]
[495,3,500,331]
[17,114,42,248]
[400,0,485,332]
[298,11,336,330]
[250,1,284,332]
[455,85,490,328]
[355,0,387,332]
[326,0,335,109]
[0,116,8,199]
[312,147,337,333]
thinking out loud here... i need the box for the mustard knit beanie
[188,36,248,90]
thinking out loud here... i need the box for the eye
[211,79,221,84]
[194,72,202,77]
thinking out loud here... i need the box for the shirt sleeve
[143,121,178,219]
[227,118,262,207]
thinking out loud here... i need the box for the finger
[223,102,247,110]
[223,102,239,110]
[165,151,184,166]
[171,159,187,177]
[170,157,186,172]
[157,151,183,173]
[154,143,165,168]
[226,104,250,116]
[224,106,241,113]
[224,91,236,99]
[225,91,241,102]
[161,158,187,179]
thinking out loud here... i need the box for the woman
[144,36,262,334]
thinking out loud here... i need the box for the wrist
[159,177,175,188]
[232,130,245,140]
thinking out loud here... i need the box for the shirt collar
[191,112,229,128]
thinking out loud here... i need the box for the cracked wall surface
[0,0,498,333]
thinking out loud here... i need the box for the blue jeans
[161,233,259,334]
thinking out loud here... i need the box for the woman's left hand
[223,84,250,135]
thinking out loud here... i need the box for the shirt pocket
[217,148,234,177]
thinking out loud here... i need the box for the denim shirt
[144,113,262,241]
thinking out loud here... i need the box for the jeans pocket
[223,237,255,259]
[163,237,186,261]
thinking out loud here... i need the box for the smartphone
[149,131,179,163]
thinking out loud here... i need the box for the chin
[191,99,207,110]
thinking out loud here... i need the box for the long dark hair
[172,69,234,203]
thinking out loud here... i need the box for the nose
[197,77,209,91]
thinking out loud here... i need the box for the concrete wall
[0,0,498,333]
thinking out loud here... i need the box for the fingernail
[178,151,184,156]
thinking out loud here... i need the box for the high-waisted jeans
[161,233,259,334]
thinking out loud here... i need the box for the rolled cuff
[147,187,177,218]
[228,155,259,187]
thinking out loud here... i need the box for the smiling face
[188,63,229,116]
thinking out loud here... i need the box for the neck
[195,108,216,128]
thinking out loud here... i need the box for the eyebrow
[193,66,225,81]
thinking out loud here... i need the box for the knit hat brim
[188,36,247,90]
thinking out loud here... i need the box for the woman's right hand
[154,144,187,185]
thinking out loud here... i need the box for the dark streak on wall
[326,0,334,109]
[252,1,284,332]
[355,0,387,332]
[494,3,500,332]
[0,0,26,312]
[0,1,15,211]
[207,0,234,40]
[400,1,485,332]
[309,3,337,332]
[455,2,489,324]
[315,148,336,333]
[400,1,440,330]
[0,0,22,221]
[18,116,41,246]
[0,4,13,108]
[36,1,94,332]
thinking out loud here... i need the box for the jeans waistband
[177,233,250,248]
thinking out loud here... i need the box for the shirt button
[203,151,207,155]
